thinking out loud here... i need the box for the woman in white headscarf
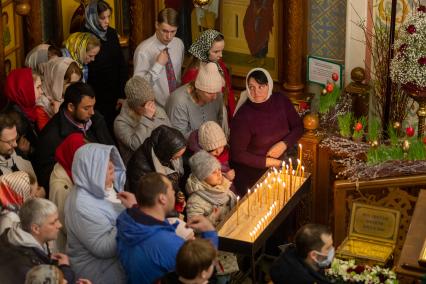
[230,68,303,195]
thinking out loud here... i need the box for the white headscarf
[233,67,273,116]
[25,44,50,73]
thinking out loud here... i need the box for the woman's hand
[266,157,282,168]
[51,100,61,114]
[224,169,235,181]
[266,141,287,158]
[143,101,156,119]
[117,191,137,208]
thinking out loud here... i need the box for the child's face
[204,168,223,187]
[209,146,224,157]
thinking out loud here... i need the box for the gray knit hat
[189,150,221,181]
[125,76,155,109]
[198,121,226,151]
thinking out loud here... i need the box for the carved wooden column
[24,0,42,52]
[129,0,155,61]
[283,0,305,99]
[299,130,323,224]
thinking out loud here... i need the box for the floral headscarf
[4,68,37,122]
[85,0,107,41]
[189,29,224,73]
[63,32,92,68]
[0,171,32,213]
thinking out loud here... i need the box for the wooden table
[395,189,426,279]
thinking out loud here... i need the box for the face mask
[314,246,334,268]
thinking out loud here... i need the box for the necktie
[165,48,177,93]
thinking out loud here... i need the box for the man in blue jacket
[116,172,218,284]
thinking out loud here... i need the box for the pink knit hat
[195,62,224,93]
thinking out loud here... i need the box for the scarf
[63,32,91,68]
[189,29,224,74]
[24,44,50,72]
[186,174,236,207]
[4,68,37,122]
[85,0,107,41]
[233,67,274,116]
[55,132,86,181]
[151,148,184,175]
[0,171,31,213]
[39,57,77,103]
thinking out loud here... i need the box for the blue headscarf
[85,0,107,41]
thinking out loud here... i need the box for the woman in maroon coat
[230,68,303,195]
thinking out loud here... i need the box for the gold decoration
[193,0,211,7]
[371,140,379,148]
[321,88,327,95]
[393,122,401,129]
[15,3,31,15]
[402,140,410,152]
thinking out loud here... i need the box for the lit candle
[292,170,296,195]
[281,160,286,174]
[299,143,303,165]
[267,184,272,206]
[289,168,293,196]
[296,159,301,177]
[236,196,240,225]
[272,178,276,201]
[302,166,305,179]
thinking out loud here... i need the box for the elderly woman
[182,29,236,121]
[230,68,303,195]
[62,32,101,82]
[65,143,126,283]
[166,62,225,139]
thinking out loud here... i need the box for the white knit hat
[198,121,227,151]
[195,62,224,93]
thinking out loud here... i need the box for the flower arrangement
[326,258,398,284]
[390,5,426,87]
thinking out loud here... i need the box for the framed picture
[2,0,16,55]
[220,0,280,80]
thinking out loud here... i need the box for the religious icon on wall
[2,11,11,47]
[221,0,280,80]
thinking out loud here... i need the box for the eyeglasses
[0,135,19,147]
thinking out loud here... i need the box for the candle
[289,168,293,196]
[296,159,301,177]
[247,189,251,216]
[299,143,303,165]
[292,170,296,195]
[281,161,286,174]
[267,184,272,206]
[236,196,240,225]
[282,182,286,204]
[277,177,282,207]
[302,166,305,179]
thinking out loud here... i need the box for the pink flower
[407,25,416,34]
[418,5,426,12]
[418,57,426,65]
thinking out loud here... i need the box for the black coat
[126,125,187,193]
[84,27,127,128]
[34,108,114,190]
[270,244,332,284]
[0,229,75,284]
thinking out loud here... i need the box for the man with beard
[0,113,35,177]
[34,82,113,191]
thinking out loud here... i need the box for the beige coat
[49,163,73,253]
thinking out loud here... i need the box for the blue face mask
[314,246,335,268]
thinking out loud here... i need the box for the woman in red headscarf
[4,68,46,157]
[49,132,86,253]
